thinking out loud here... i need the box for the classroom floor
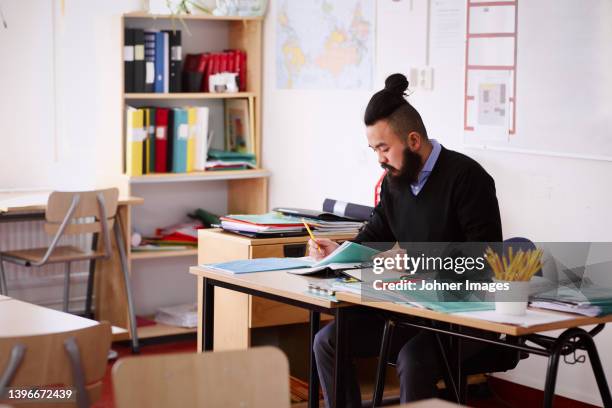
[94,338,600,408]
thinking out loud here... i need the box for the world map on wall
[276,0,375,90]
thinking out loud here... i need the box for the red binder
[155,108,169,172]
[226,50,235,72]
[218,52,226,73]
[237,50,247,91]
[198,53,210,92]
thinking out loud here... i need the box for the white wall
[0,0,143,192]
[262,0,612,406]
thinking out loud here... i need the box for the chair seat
[1,246,107,266]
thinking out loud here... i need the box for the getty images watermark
[354,242,612,303]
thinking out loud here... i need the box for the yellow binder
[187,107,197,172]
[126,107,145,176]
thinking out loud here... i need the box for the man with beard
[309,73,503,406]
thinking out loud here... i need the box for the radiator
[0,219,91,306]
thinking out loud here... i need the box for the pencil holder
[494,280,529,316]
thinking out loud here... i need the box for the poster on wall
[464,0,517,147]
[463,0,612,160]
[275,0,375,90]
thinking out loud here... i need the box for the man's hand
[307,238,339,261]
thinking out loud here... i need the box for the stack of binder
[124,26,248,94]
[125,106,210,176]
[183,50,247,92]
[124,28,182,93]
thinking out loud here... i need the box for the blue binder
[154,31,164,93]
[172,108,188,173]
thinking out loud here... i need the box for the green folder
[224,212,304,225]
[312,241,379,267]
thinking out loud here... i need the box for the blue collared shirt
[411,139,441,196]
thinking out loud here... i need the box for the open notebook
[203,241,379,274]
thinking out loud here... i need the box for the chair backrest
[0,322,111,407]
[45,188,119,236]
[112,346,290,408]
[374,171,386,206]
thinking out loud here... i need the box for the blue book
[172,108,188,173]
[154,31,164,93]
[204,241,380,274]
[206,258,313,274]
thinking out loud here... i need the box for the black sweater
[355,146,502,244]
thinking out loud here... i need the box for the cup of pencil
[485,246,543,316]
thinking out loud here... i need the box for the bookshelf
[114,12,268,341]
[124,91,256,100]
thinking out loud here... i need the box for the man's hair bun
[364,73,410,126]
[384,73,409,96]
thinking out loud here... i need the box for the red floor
[95,339,600,408]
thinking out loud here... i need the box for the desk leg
[113,215,139,354]
[203,278,215,352]
[333,308,347,408]
[309,310,321,408]
[544,328,612,408]
[456,327,466,405]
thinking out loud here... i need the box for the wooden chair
[0,189,139,351]
[0,321,112,408]
[112,346,291,408]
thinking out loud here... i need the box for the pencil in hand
[302,218,322,256]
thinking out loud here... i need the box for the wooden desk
[0,191,143,215]
[335,292,612,336]
[1,299,98,337]
[335,291,612,408]
[197,229,355,350]
[189,265,359,408]
[0,298,126,337]
[0,191,143,341]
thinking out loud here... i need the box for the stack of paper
[154,303,198,328]
[305,219,364,234]
[273,207,365,235]
[220,211,363,237]
[205,149,256,171]
[220,212,306,235]
[530,284,612,317]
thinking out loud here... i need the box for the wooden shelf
[112,322,197,341]
[124,92,256,100]
[131,249,198,260]
[128,168,271,183]
[124,11,264,21]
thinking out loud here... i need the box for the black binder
[322,199,373,222]
[133,29,146,92]
[124,28,135,92]
[143,30,157,93]
[164,30,182,92]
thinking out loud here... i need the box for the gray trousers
[313,312,487,407]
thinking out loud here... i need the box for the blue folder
[172,108,188,173]
[205,258,313,274]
